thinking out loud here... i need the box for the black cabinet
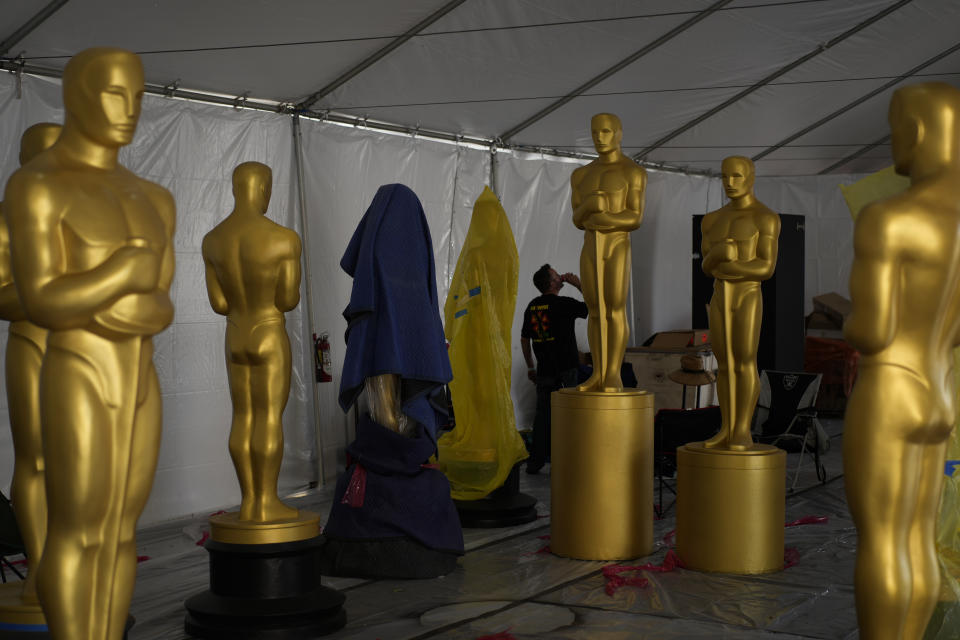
[692,213,805,373]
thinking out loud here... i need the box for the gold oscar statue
[571,112,645,392]
[3,48,174,640]
[701,156,781,451]
[0,123,60,627]
[676,156,785,574]
[844,82,960,640]
[551,114,654,560]
[365,373,404,434]
[202,161,319,545]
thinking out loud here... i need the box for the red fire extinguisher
[314,332,333,383]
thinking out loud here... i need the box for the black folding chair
[0,491,26,582]
[753,370,828,492]
[653,405,722,516]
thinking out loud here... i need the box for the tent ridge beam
[633,0,915,162]
[818,134,890,174]
[296,0,467,111]
[753,40,960,163]
[499,0,734,144]
[0,0,71,57]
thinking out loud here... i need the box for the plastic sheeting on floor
[114,419,935,639]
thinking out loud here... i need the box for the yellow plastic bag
[437,186,528,500]
[927,349,960,637]
[839,165,910,220]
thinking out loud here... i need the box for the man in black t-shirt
[521,264,588,474]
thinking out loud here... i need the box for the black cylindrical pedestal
[184,536,346,639]
[453,463,538,528]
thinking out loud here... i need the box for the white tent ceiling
[2,0,959,174]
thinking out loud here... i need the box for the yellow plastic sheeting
[839,165,910,220]
[438,186,528,500]
[928,349,960,638]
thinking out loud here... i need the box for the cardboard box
[648,330,710,350]
[805,311,843,339]
[624,346,717,415]
[812,293,851,328]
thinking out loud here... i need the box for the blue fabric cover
[324,413,465,554]
[328,184,462,556]
[339,183,453,441]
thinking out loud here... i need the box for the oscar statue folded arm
[4,174,162,330]
[0,218,25,321]
[701,234,734,274]
[152,185,177,294]
[0,282,21,321]
[274,232,302,313]
[843,202,900,355]
[570,176,599,230]
[578,166,647,232]
[201,241,229,316]
[709,216,780,281]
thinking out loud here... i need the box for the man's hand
[527,368,537,383]
[561,273,582,290]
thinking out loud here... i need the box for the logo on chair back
[782,374,799,391]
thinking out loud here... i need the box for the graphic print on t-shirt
[529,304,554,342]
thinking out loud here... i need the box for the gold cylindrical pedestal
[551,388,654,560]
[0,582,45,632]
[209,510,321,545]
[676,442,786,574]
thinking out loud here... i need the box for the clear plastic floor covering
[108,419,921,638]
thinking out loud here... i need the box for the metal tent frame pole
[291,114,325,484]
[1,59,714,179]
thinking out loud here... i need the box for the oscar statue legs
[226,320,297,523]
[577,231,630,392]
[704,282,761,450]
[844,367,949,640]
[579,231,603,392]
[601,233,630,390]
[5,333,45,604]
[37,335,159,640]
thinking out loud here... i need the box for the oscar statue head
[591,112,623,156]
[62,47,144,148]
[232,161,273,214]
[889,82,960,178]
[721,156,756,201]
